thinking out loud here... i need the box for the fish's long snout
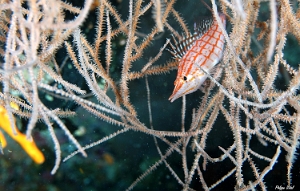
[169,83,182,102]
[169,92,177,102]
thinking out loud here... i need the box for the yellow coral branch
[0,131,7,148]
[0,105,45,164]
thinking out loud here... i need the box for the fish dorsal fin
[168,17,214,59]
[193,17,214,38]
[168,33,197,59]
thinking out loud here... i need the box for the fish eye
[183,76,187,81]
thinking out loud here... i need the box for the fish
[168,13,226,102]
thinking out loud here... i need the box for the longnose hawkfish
[168,12,226,102]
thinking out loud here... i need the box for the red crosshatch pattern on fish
[169,13,226,102]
